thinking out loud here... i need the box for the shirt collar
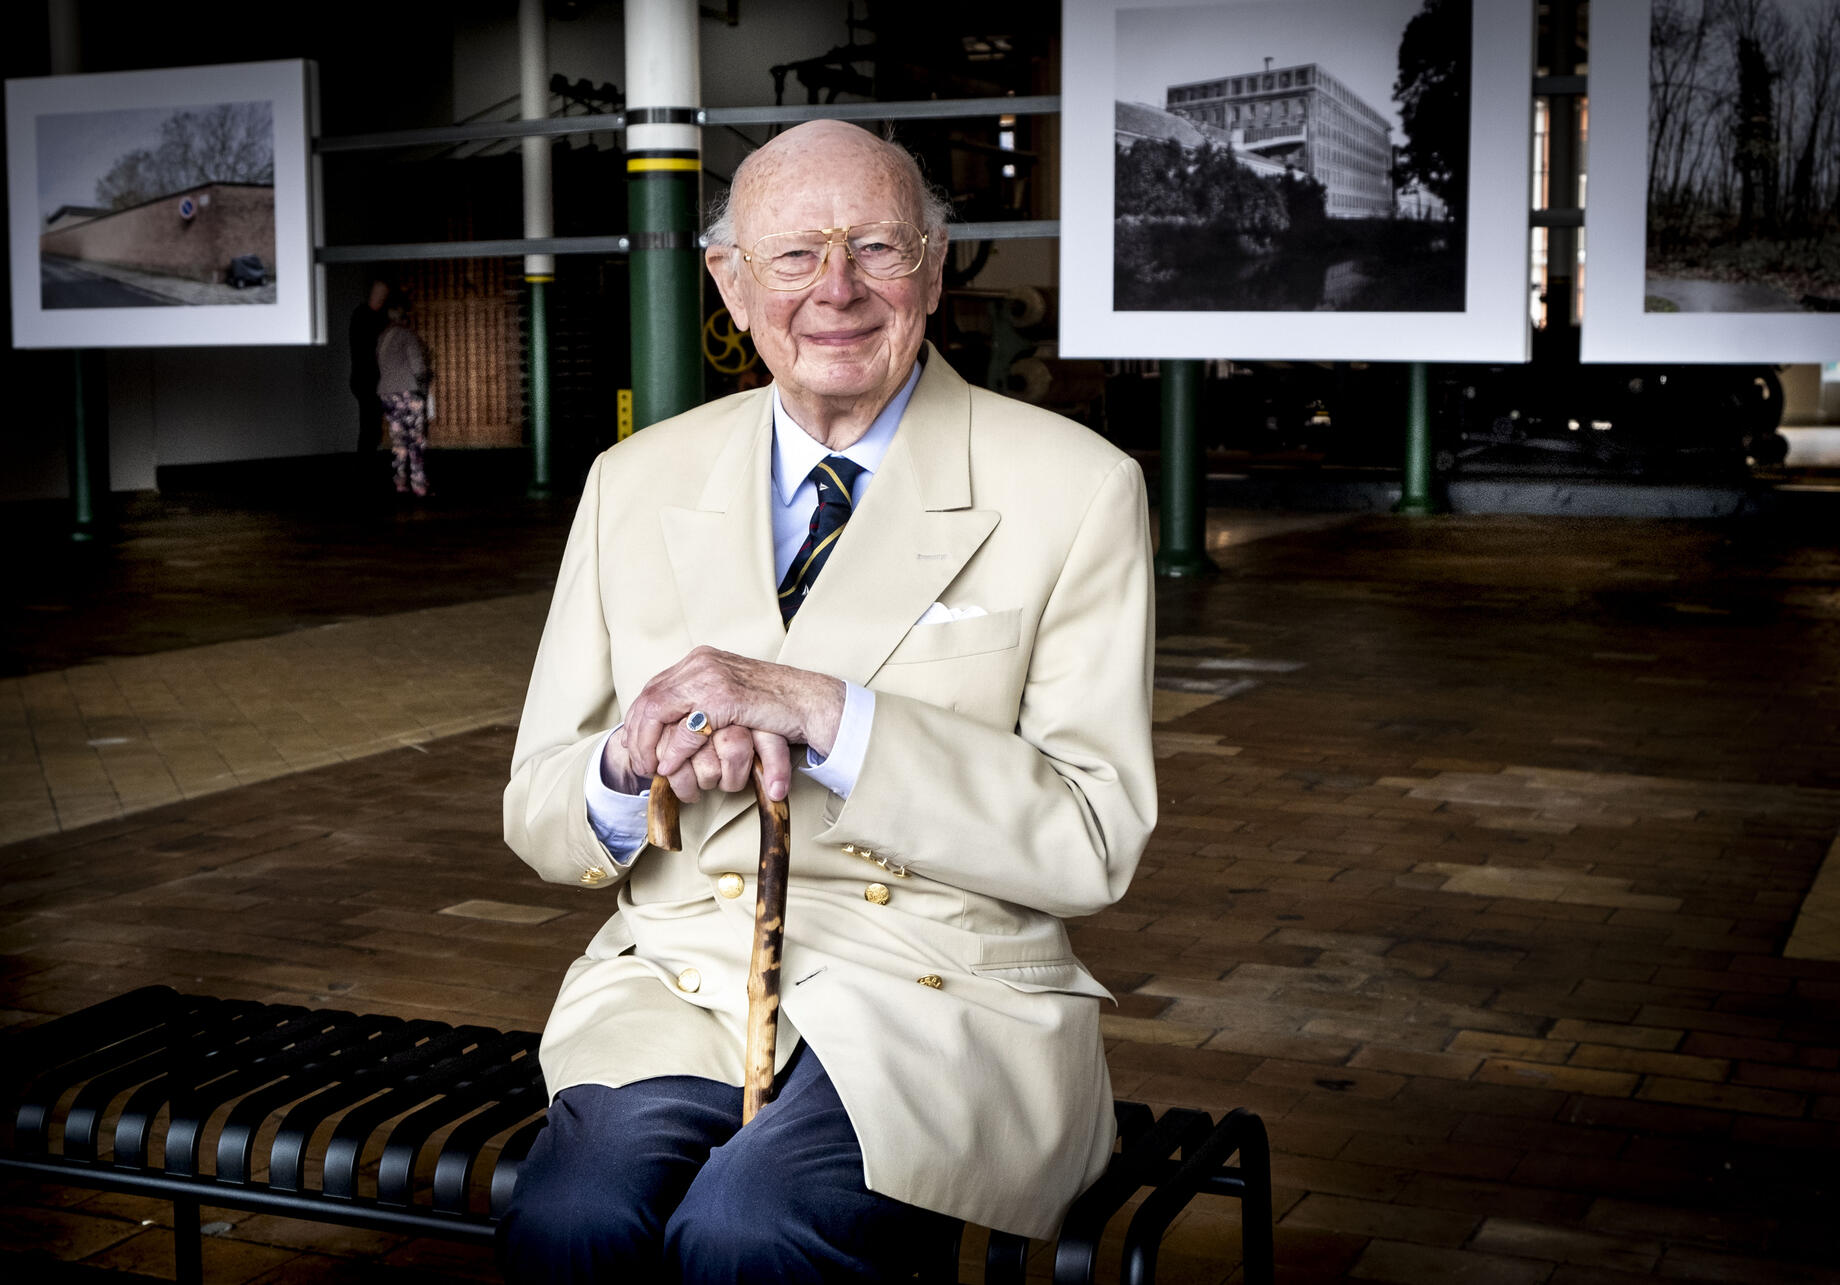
[771,361,922,507]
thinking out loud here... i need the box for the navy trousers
[497,1043,961,1282]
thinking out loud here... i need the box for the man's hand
[598,718,785,805]
[619,647,846,802]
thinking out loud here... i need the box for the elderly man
[500,120,1157,1281]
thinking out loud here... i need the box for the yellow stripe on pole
[627,157,701,172]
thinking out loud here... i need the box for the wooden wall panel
[409,259,523,448]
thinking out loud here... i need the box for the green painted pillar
[69,350,98,543]
[528,278,552,496]
[627,156,703,429]
[1155,359,1214,577]
[518,0,555,498]
[1395,361,1436,515]
[625,0,702,431]
[51,9,97,542]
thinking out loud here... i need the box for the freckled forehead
[734,137,917,241]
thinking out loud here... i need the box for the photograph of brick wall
[40,183,274,291]
[35,100,276,308]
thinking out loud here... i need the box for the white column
[518,0,554,280]
[624,0,701,158]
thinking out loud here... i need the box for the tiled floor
[4,494,1840,1283]
[0,594,548,845]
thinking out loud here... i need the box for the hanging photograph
[1581,0,1840,361]
[1061,0,1533,361]
[7,60,321,347]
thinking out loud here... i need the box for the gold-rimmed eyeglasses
[737,221,929,291]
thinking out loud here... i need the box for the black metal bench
[1,986,1273,1284]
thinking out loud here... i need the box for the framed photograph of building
[6,59,322,348]
[1060,0,1534,361]
[1581,0,1840,362]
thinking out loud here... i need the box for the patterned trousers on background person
[381,391,430,495]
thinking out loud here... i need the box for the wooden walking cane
[645,761,792,1124]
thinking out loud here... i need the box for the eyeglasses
[738,221,929,291]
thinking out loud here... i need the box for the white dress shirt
[581,364,923,861]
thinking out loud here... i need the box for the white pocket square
[915,601,988,625]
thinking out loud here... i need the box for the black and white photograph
[37,100,278,310]
[6,59,319,348]
[1582,0,1840,360]
[1645,0,1840,314]
[1059,0,1532,362]
[1113,0,1469,313]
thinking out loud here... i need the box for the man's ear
[705,247,751,332]
[923,228,948,316]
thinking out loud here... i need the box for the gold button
[841,843,860,856]
[676,968,702,993]
[717,873,745,899]
[579,866,607,886]
[916,974,943,989]
[864,882,890,906]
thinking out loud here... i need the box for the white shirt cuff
[803,683,873,799]
[583,727,648,865]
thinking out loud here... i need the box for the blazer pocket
[971,958,1114,1001]
[882,607,1022,665]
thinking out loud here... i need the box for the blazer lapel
[778,347,1000,683]
[702,351,1000,846]
[658,393,787,667]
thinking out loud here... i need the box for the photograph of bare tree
[1582,0,1839,360]
[36,100,277,309]
[1646,0,1840,313]
[1112,0,1470,313]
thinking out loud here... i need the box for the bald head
[708,120,948,250]
[701,119,949,447]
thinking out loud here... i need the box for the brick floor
[4,503,1840,1282]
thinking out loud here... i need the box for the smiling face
[706,121,946,444]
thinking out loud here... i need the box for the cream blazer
[504,348,1157,1238]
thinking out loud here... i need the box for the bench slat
[265,1018,452,1192]
[216,1013,405,1184]
[166,1004,327,1176]
[374,1030,539,1207]
[319,1023,508,1200]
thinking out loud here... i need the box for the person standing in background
[348,279,391,465]
[376,292,434,498]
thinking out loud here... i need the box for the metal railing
[313,95,1060,261]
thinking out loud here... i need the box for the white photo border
[6,59,322,349]
[1580,0,1840,363]
[1060,0,1534,362]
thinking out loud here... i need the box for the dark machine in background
[1430,329,1787,477]
[1094,353,1785,479]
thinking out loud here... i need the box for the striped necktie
[778,455,866,624]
